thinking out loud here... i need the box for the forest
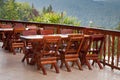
[0,0,80,26]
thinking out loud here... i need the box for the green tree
[16,2,33,20]
[3,0,19,20]
[42,4,53,14]
[47,5,53,12]
[0,0,34,21]
[0,0,6,18]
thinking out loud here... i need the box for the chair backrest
[0,24,12,28]
[89,34,104,54]
[80,35,91,53]
[30,39,43,54]
[40,29,54,35]
[13,23,25,39]
[44,26,54,30]
[65,34,84,54]
[22,29,37,36]
[27,25,37,30]
[42,36,61,57]
[60,29,73,34]
[13,23,25,33]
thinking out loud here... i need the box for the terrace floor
[0,42,119,80]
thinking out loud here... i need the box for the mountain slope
[16,0,120,29]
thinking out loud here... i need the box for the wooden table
[0,28,13,49]
[20,34,91,65]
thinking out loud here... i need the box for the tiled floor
[0,43,120,80]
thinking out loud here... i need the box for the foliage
[16,2,33,20]
[0,0,38,21]
[0,0,80,26]
[32,12,80,26]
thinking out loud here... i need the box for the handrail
[0,19,120,70]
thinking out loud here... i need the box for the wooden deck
[0,42,119,80]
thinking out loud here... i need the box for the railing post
[111,35,115,70]
[103,35,107,66]
[117,37,120,66]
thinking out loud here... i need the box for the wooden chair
[36,36,61,75]
[11,23,25,54]
[40,29,54,35]
[80,34,104,70]
[22,29,37,47]
[21,30,38,64]
[22,39,42,65]
[59,34,84,72]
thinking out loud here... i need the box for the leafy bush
[32,12,80,26]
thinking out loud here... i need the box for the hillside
[16,0,120,29]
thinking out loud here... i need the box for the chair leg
[12,48,16,55]
[60,61,64,68]
[37,62,40,70]
[41,65,47,75]
[21,55,26,62]
[64,61,71,72]
[71,61,75,67]
[96,60,103,69]
[86,59,92,70]
[80,54,86,65]
[26,57,29,64]
[50,64,53,69]
[76,60,83,70]
[92,60,95,66]
[53,63,59,73]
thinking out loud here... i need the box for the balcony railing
[0,19,120,70]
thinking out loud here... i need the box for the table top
[0,28,13,31]
[20,34,69,40]
[0,28,29,32]
[20,34,91,40]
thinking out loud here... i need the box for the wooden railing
[0,19,120,70]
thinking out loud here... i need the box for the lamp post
[89,20,93,27]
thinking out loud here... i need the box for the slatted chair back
[22,29,37,36]
[89,34,104,54]
[0,24,12,28]
[13,23,25,34]
[40,29,54,35]
[22,29,37,48]
[66,34,84,54]
[60,29,73,34]
[42,36,61,56]
[27,25,37,30]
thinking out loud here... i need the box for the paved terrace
[0,42,119,80]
